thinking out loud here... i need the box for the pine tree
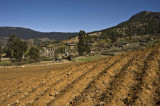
[13,38,28,61]
[5,35,28,61]
[0,44,2,62]
[85,34,91,53]
[110,32,117,43]
[78,30,86,56]
[6,35,17,58]
[28,47,40,61]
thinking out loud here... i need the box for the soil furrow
[154,60,160,106]
[0,64,72,95]
[47,54,125,105]
[0,65,71,98]
[132,48,160,105]
[16,62,94,105]
[97,48,154,106]
[0,62,90,105]
[0,73,49,104]
[11,59,106,105]
[70,51,138,106]
[33,58,111,106]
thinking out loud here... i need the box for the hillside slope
[100,11,160,37]
[0,27,77,40]
[63,11,160,43]
[87,11,160,38]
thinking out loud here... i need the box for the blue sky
[0,0,160,32]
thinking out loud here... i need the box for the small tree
[5,35,27,61]
[28,47,40,61]
[110,32,117,43]
[0,45,2,62]
[78,30,86,56]
[85,34,91,53]
[13,38,28,61]
[22,41,27,57]
[6,35,17,58]
[57,45,66,53]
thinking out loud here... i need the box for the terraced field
[0,45,160,106]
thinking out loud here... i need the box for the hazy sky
[0,0,160,32]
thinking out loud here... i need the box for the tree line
[2,35,40,62]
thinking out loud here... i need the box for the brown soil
[0,45,160,106]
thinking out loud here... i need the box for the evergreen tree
[22,41,27,56]
[5,35,27,61]
[110,32,117,43]
[85,34,91,53]
[13,39,23,61]
[0,44,2,62]
[6,35,17,58]
[78,30,86,56]
[28,47,40,61]
[13,38,28,61]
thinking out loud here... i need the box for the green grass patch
[0,61,12,66]
[145,42,154,48]
[74,55,106,62]
[154,39,160,44]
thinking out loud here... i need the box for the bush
[124,36,131,42]
[0,61,12,66]
[106,38,111,43]
[23,59,37,64]
[40,56,52,61]
[28,47,40,61]
[154,39,160,44]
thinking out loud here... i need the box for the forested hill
[0,27,78,40]
[91,11,160,38]
[1,11,160,41]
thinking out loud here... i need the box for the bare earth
[0,45,160,106]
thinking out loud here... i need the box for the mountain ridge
[1,11,160,42]
[89,11,160,38]
[0,26,78,40]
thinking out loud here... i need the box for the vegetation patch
[0,60,12,66]
[74,55,106,62]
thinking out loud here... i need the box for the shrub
[0,61,12,66]
[23,59,36,64]
[40,56,52,61]
[28,47,40,61]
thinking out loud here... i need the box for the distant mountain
[1,11,160,43]
[0,27,78,40]
[90,11,160,37]
[129,11,160,21]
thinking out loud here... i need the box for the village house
[39,45,55,59]
[66,43,76,49]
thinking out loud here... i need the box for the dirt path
[0,45,160,106]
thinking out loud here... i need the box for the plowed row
[0,45,160,106]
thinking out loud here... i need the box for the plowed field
[1,45,160,106]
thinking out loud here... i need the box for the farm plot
[0,45,160,106]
